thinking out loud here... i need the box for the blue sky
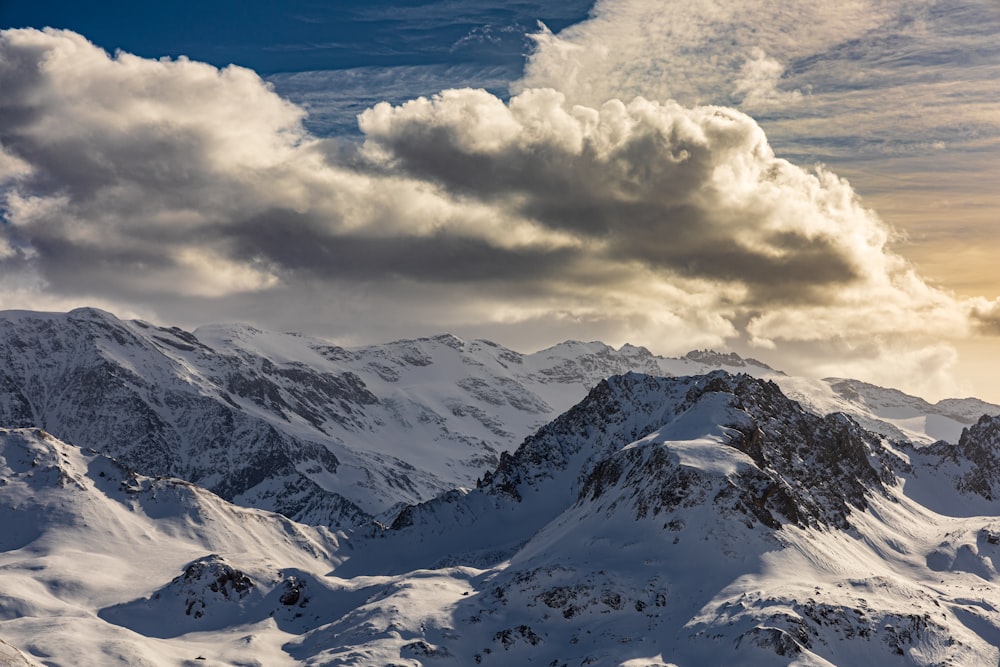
[0,1,591,73]
[0,1,591,135]
[0,0,998,401]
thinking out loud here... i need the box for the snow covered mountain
[1,308,994,532]
[0,427,345,665]
[4,371,1000,665]
[786,376,1000,446]
[264,373,1000,665]
[0,308,683,527]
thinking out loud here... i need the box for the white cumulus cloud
[0,27,998,399]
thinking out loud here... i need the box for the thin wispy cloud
[268,64,516,136]
[519,0,1000,160]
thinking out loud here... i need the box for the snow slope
[0,427,345,666]
[4,373,1000,665]
[312,373,1000,666]
[0,309,683,526]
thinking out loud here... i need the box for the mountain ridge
[6,371,1000,663]
[324,373,1000,665]
[1,307,997,532]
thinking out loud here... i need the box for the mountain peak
[67,306,117,320]
[684,348,777,372]
[426,332,465,349]
[384,370,892,574]
[951,414,1000,500]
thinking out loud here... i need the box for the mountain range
[1,308,1000,665]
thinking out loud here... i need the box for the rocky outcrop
[953,415,1000,500]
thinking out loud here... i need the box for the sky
[0,1,998,402]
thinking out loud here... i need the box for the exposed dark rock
[954,415,1000,500]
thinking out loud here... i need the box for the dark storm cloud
[360,88,870,302]
[227,209,578,284]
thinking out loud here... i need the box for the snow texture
[2,309,1000,665]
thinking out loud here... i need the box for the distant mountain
[0,308,776,528]
[4,374,1000,665]
[821,377,1000,444]
[0,308,995,531]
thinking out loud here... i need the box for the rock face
[2,308,996,528]
[953,415,1000,499]
[99,553,332,638]
[905,414,1000,508]
[685,348,778,372]
[512,371,892,531]
[0,309,375,525]
[822,377,1000,444]
[373,372,895,575]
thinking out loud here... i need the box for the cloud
[970,299,1000,336]
[732,48,803,111]
[517,0,895,108]
[505,0,1000,398]
[517,1,1000,270]
[358,87,988,358]
[516,0,999,157]
[361,90,911,302]
[267,64,517,136]
[0,27,997,401]
[790,339,966,403]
